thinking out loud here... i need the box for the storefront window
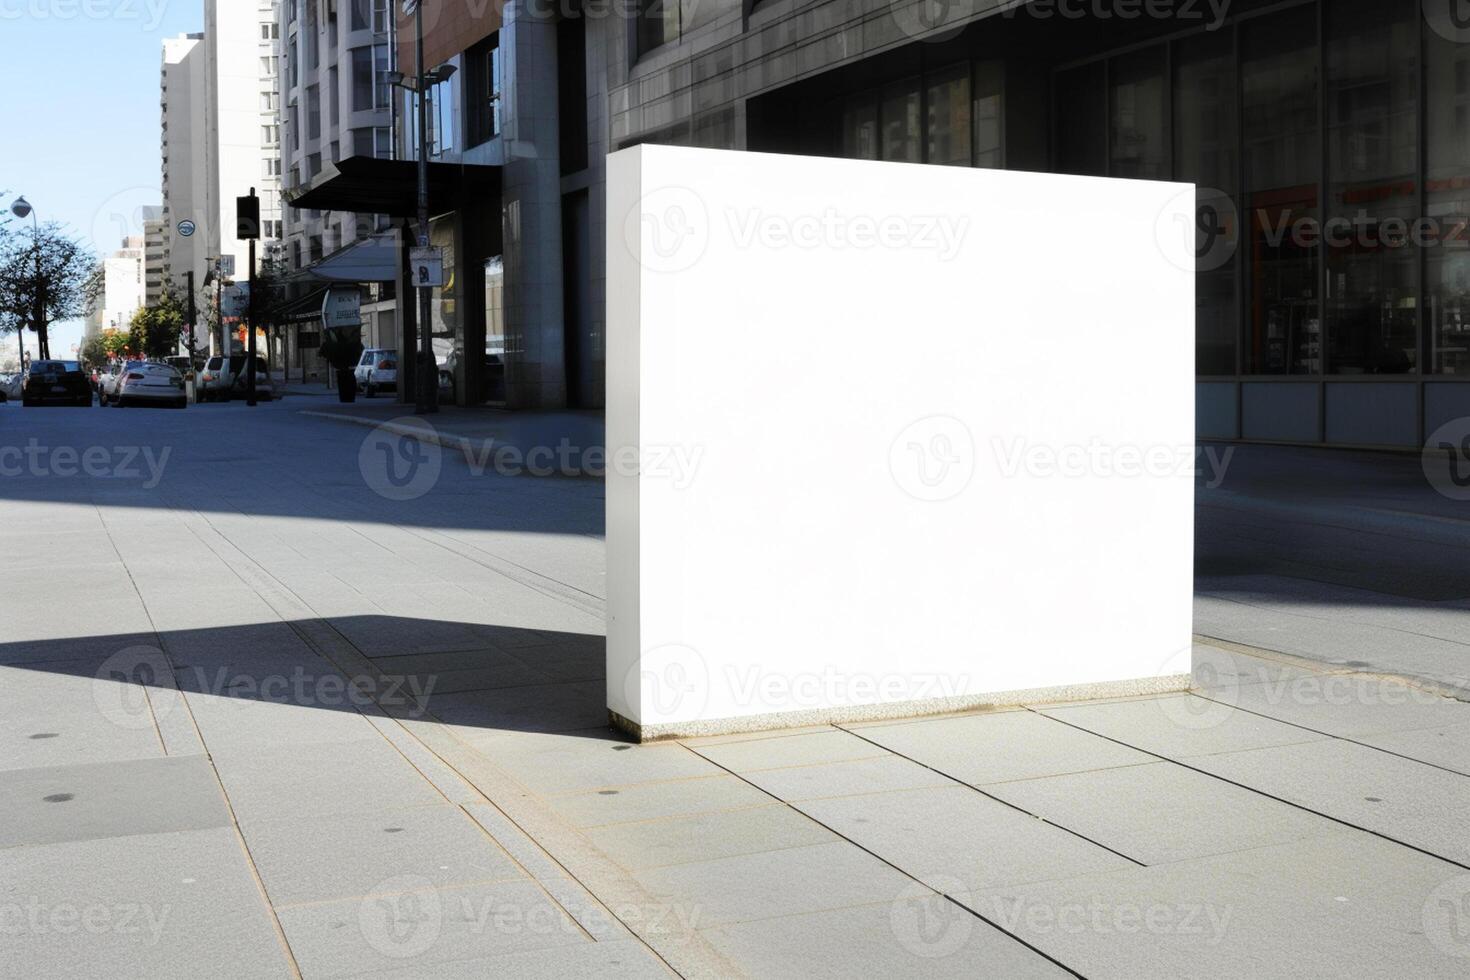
[1110,48,1167,180]
[1426,25,1470,374]
[974,61,1004,169]
[842,98,879,160]
[1243,6,1320,374]
[926,65,971,167]
[1055,63,1106,177]
[881,79,921,163]
[1324,0,1418,374]
[1176,31,1238,375]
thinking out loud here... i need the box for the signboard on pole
[221,283,250,318]
[410,246,445,288]
[321,287,362,329]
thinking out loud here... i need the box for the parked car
[98,360,143,406]
[198,354,270,402]
[229,364,275,401]
[113,361,186,408]
[354,348,398,398]
[0,372,20,402]
[21,359,91,407]
[164,355,203,378]
[437,349,505,404]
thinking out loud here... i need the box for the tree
[0,223,98,360]
[128,289,187,361]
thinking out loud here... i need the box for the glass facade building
[724,0,1470,446]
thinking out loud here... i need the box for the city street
[2,401,1469,978]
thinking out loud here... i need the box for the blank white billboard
[607,144,1196,739]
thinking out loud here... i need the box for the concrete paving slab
[208,737,445,832]
[0,826,291,979]
[182,691,384,753]
[1222,679,1470,738]
[1038,693,1331,759]
[982,760,1335,865]
[462,804,571,882]
[796,785,1133,891]
[630,841,915,928]
[689,729,890,771]
[968,831,1469,979]
[0,755,231,848]
[585,803,837,871]
[698,899,1072,979]
[545,774,774,828]
[1188,739,1470,865]
[242,804,526,906]
[341,939,674,979]
[0,633,159,667]
[426,680,606,734]
[853,711,1156,786]
[275,878,592,979]
[737,755,955,802]
[0,664,173,771]
[454,731,714,796]
[1356,722,1470,776]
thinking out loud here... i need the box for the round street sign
[178,219,196,237]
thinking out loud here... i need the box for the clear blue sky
[1,3,204,358]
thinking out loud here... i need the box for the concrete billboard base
[606,145,1196,741]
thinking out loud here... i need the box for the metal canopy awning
[284,155,501,217]
[293,232,400,283]
[278,285,331,324]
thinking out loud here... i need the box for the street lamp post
[9,196,45,362]
[413,1,436,415]
[392,3,454,414]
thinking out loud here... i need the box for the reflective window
[1426,20,1470,374]
[974,62,1004,169]
[1242,6,1320,374]
[1055,63,1106,177]
[636,0,679,57]
[842,98,879,160]
[881,79,922,164]
[1110,48,1167,180]
[926,65,971,167]
[1324,0,1418,374]
[1176,31,1238,375]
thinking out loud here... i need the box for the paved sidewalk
[3,408,1469,978]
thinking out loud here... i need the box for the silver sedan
[115,362,187,409]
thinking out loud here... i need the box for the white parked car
[354,348,398,397]
[199,354,271,402]
[98,360,145,407]
[113,362,186,409]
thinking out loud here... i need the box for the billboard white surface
[607,145,1196,738]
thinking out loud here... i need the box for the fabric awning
[283,155,500,217]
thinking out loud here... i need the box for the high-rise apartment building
[84,236,148,341]
[161,32,209,319]
[142,206,167,307]
[203,0,284,354]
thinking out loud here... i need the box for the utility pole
[239,189,260,407]
[185,270,197,359]
[413,0,437,414]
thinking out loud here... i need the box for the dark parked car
[21,360,91,407]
